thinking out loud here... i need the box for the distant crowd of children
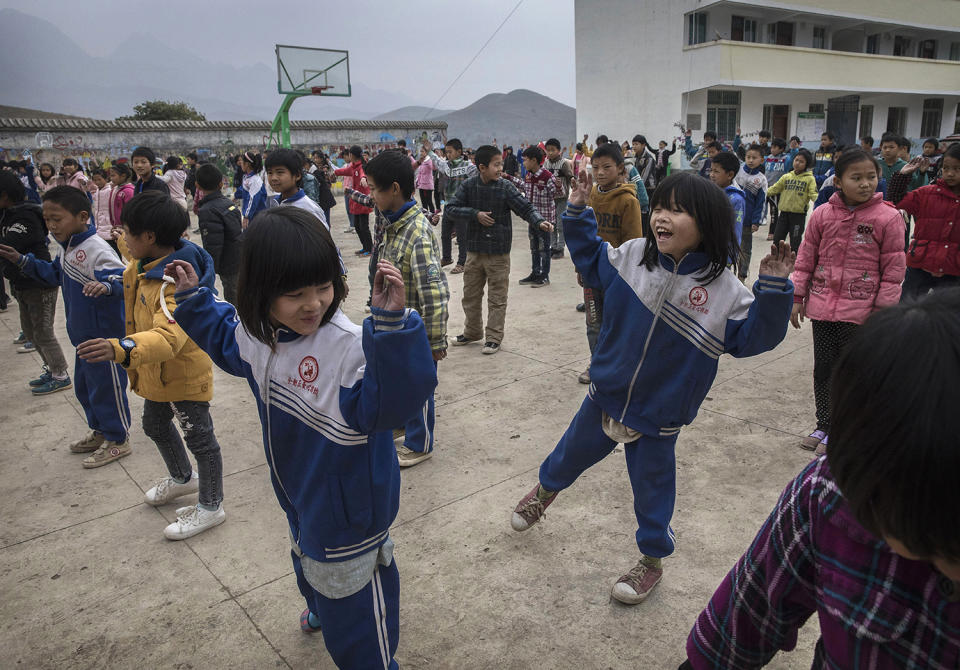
[1,122,958,669]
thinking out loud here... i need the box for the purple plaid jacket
[503,168,559,227]
[686,458,960,669]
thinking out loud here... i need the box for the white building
[574,0,960,154]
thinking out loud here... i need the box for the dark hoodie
[0,202,51,290]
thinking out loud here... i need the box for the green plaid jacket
[378,204,449,351]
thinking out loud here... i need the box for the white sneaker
[145,472,200,506]
[395,439,433,468]
[163,503,226,540]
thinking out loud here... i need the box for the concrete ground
[0,206,822,669]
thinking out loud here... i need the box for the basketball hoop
[310,86,331,95]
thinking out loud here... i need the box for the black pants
[441,212,467,265]
[353,213,373,253]
[419,189,434,212]
[900,267,960,302]
[434,188,444,212]
[811,320,859,432]
[142,399,223,507]
[773,211,806,253]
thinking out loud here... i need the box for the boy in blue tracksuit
[735,144,769,281]
[169,206,436,668]
[511,170,794,606]
[0,186,131,461]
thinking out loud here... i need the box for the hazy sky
[2,0,575,109]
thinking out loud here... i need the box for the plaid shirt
[686,458,960,669]
[346,188,432,250]
[444,175,544,255]
[503,168,560,225]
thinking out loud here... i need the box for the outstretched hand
[0,243,22,264]
[568,169,592,207]
[900,156,929,176]
[371,261,405,312]
[758,241,795,278]
[164,259,200,292]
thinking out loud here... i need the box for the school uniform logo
[688,286,708,307]
[299,356,319,383]
[75,250,86,263]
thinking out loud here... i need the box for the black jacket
[135,175,170,195]
[184,165,197,195]
[315,169,337,210]
[197,192,242,276]
[0,203,52,290]
[503,153,519,176]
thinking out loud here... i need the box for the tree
[117,100,206,122]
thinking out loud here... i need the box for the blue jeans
[529,224,551,278]
[343,195,354,229]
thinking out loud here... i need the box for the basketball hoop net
[310,86,331,95]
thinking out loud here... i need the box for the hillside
[0,105,88,120]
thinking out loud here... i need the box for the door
[827,95,860,146]
[763,104,790,139]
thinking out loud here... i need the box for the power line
[421,0,525,119]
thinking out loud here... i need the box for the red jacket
[791,192,905,325]
[334,162,372,215]
[897,178,960,277]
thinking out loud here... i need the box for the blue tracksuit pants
[74,356,131,442]
[538,394,679,558]
[292,551,400,669]
[403,363,436,455]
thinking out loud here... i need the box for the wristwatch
[120,338,136,366]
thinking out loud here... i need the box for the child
[311,152,338,226]
[88,169,115,247]
[265,148,329,228]
[813,131,837,187]
[544,138,575,259]
[107,163,135,256]
[167,207,436,668]
[921,136,943,182]
[690,142,720,179]
[888,143,960,300]
[238,151,267,229]
[813,147,888,209]
[654,139,676,185]
[363,150,449,467]
[0,176,72,391]
[766,148,818,252]
[631,135,657,190]
[196,164,242,305]
[298,151,321,206]
[789,149,906,455]
[76,191,226,539]
[131,147,170,196]
[444,145,547,355]
[503,146,559,287]
[576,142,645,385]
[708,151,746,247]
[878,132,907,187]
[415,146,435,212]
[53,158,88,191]
[734,145,769,281]
[511,170,795,605]
[896,135,913,163]
[34,162,57,194]
[427,138,478,273]
[334,145,374,255]
[337,149,356,234]
[161,156,189,210]
[682,289,960,670]
[860,134,875,153]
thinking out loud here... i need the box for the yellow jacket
[109,246,214,402]
[589,183,645,247]
[767,170,819,214]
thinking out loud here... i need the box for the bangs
[273,236,340,295]
[648,176,688,213]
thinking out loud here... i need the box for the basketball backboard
[276,45,351,97]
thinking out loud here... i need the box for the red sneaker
[611,558,663,605]
[511,483,558,531]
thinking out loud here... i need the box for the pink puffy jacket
[790,191,906,325]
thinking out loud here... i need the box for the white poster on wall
[796,112,827,142]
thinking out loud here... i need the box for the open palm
[758,241,796,278]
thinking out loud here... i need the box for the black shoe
[518,273,538,285]
[530,276,550,287]
[551,250,564,259]
[576,302,585,312]
[451,334,480,346]
[482,341,500,355]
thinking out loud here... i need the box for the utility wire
[421,0,525,119]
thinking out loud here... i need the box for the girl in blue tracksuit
[238,151,268,228]
[167,206,436,670]
[511,171,796,606]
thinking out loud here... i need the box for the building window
[921,98,944,137]
[706,90,741,142]
[688,12,707,45]
[893,36,912,56]
[866,34,879,54]
[812,27,826,49]
[809,103,825,114]
[887,107,908,135]
[917,39,938,59]
[731,16,758,42]
[766,21,794,46]
[859,105,874,140]
[951,42,960,61]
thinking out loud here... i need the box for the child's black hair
[522,145,545,164]
[364,150,415,199]
[235,207,346,347]
[90,168,108,179]
[861,136,874,146]
[703,131,717,141]
[545,138,561,150]
[120,190,188,245]
[632,134,648,146]
[922,137,939,149]
[163,156,182,174]
[397,139,406,148]
[745,143,765,157]
[643,172,739,284]
[474,145,500,169]
[109,162,132,182]
[131,146,157,164]
[943,143,960,162]
[575,142,583,152]
[834,149,878,179]
[591,142,623,166]
[187,152,198,162]
[789,135,801,144]
[821,131,835,141]
[704,141,720,153]
[196,163,223,192]
[711,151,740,174]
[264,149,304,187]
[758,129,771,139]
[62,157,81,170]
[895,136,911,149]
[771,138,787,150]
[42,185,90,215]
[240,151,263,173]
[830,288,960,560]
[38,162,56,183]
[0,170,25,203]
[879,132,900,147]
[445,138,463,154]
[596,134,609,145]
[793,148,814,171]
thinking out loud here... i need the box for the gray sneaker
[145,472,200,505]
[396,442,433,468]
[69,430,105,453]
[82,439,131,468]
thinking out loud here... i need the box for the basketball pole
[268,93,309,150]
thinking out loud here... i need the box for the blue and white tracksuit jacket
[563,204,794,437]
[241,172,268,220]
[269,189,330,229]
[18,224,131,440]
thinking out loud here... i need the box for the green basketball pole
[268,93,309,150]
